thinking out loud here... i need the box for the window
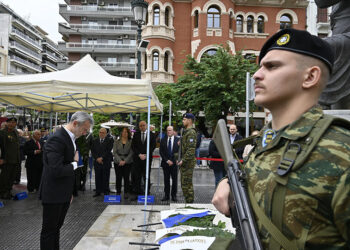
[153,6,160,25]
[257,16,264,33]
[164,52,169,72]
[194,10,199,28]
[207,6,220,28]
[152,51,159,71]
[229,12,233,30]
[144,54,147,71]
[165,7,170,26]
[244,54,256,63]
[205,49,217,56]
[236,15,243,32]
[247,15,254,33]
[280,14,292,29]
[317,8,328,22]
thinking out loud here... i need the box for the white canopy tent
[0,54,163,113]
[0,54,163,211]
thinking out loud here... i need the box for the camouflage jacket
[246,106,350,249]
[181,126,197,164]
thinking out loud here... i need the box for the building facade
[58,0,138,77]
[143,0,308,85]
[306,0,331,37]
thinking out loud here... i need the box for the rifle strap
[248,186,298,250]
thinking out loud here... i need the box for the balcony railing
[64,42,136,50]
[42,60,57,70]
[59,60,135,70]
[67,5,131,12]
[9,41,42,61]
[11,29,41,50]
[42,49,60,60]
[69,23,137,31]
[10,55,42,72]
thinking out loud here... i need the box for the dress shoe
[93,193,101,197]
[171,196,177,202]
[161,197,169,201]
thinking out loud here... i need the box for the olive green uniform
[0,128,20,198]
[246,106,350,249]
[75,134,93,190]
[180,126,197,203]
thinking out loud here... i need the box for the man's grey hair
[70,111,94,126]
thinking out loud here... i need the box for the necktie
[100,139,104,144]
[167,137,172,157]
[36,140,40,149]
[142,132,145,143]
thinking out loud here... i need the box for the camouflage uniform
[75,134,93,190]
[246,106,350,249]
[180,126,197,203]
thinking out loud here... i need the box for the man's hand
[74,151,79,162]
[177,160,182,166]
[119,160,126,166]
[97,157,103,164]
[0,159,3,165]
[35,149,41,155]
[139,154,146,161]
[167,160,173,166]
[212,178,230,216]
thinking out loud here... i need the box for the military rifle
[213,119,262,250]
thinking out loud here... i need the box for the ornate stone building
[143,0,308,85]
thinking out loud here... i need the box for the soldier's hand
[212,178,230,216]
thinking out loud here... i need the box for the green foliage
[181,227,235,239]
[155,47,258,126]
[168,214,225,229]
[92,113,110,137]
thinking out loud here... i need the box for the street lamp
[131,0,148,79]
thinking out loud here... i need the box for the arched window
[152,51,159,71]
[206,49,217,56]
[144,54,147,71]
[164,52,169,72]
[165,7,170,26]
[280,14,292,29]
[207,6,220,28]
[236,15,243,32]
[153,6,160,25]
[194,10,199,28]
[229,12,233,30]
[257,16,264,33]
[247,15,254,33]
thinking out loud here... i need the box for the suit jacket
[208,140,224,170]
[39,127,75,203]
[159,136,179,167]
[24,139,43,169]
[113,139,133,165]
[131,131,156,161]
[91,137,113,163]
[229,133,244,159]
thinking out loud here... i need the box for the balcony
[42,41,61,54]
[42,60,57,71]
[59,4,133,21]
[42,50,61,62]
[58,42,136,54]
[142,25,175,42]
[10,55,42,73]
[10,29,42,51]
[12,18,42,40]
[9,41,42,62]
[59,23,137,36]
[57,60,135,72]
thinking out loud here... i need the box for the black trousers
[132,158,152,195]
[114,163,131,194]
[162,163,178,198]
[40,202,70,250]
[26,165,43,192]
[94,161,111,194]
[0,163,16,195]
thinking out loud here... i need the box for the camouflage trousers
[180,161,195,203]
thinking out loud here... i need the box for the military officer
[212,29,350,249]
[0,117,20,199]
[177,113,197,203]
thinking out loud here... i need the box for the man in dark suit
[228,124,244,160]
[24,129,43,193]
[159,126,179,202]
[91,128,113,197]
[39,111,93,250]
[131,121,156,197]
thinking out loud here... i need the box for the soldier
[177,113,197,203]
[0,117,20,199]
[75,133,93,191]
[212,29,350,248]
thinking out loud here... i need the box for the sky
[1,0,66,43]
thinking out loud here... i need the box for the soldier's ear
[302,66,321,90]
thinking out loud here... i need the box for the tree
[173,47,258,124]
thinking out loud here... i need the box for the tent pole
[169,100,172,126]
[49,112,53,134]
[144,96,151,225]
[157,114,163,190]
[55,112,58,129]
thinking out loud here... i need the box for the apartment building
[0,46,8,76]
[0,3,43,75]
[58,0,137,78]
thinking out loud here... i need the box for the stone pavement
[0,159,218,250]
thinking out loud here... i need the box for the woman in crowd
[113,127,133,199]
